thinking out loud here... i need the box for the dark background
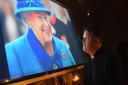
[55,0,128,51]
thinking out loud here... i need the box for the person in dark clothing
[82,24,117,85]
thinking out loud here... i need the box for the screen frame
[0,64,84,85]
[0,0,86,83]
[0,9,10,80]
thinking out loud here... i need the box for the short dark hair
[84,23,104,43]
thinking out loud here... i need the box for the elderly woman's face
[27,11,52,43]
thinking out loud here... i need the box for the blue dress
[5,28,76,78]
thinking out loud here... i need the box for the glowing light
[72,74,80,82]
[4,79,9,82]
[87,12,90,16]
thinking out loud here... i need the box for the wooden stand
[4,65,84,85]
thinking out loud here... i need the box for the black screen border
[0,0,86,83]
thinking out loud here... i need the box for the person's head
[23,11,52,43]
[82,24,103,56]
[14,0,52,44]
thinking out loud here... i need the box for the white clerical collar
[90,55,95,59]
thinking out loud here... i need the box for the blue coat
[5,28,76,78]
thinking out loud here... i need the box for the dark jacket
[83,47,117,85]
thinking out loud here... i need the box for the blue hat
[14,0,51,19]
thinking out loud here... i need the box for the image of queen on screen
[4,0,76,78]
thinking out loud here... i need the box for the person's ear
[96,38,102,47]
[25,16,32,26]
